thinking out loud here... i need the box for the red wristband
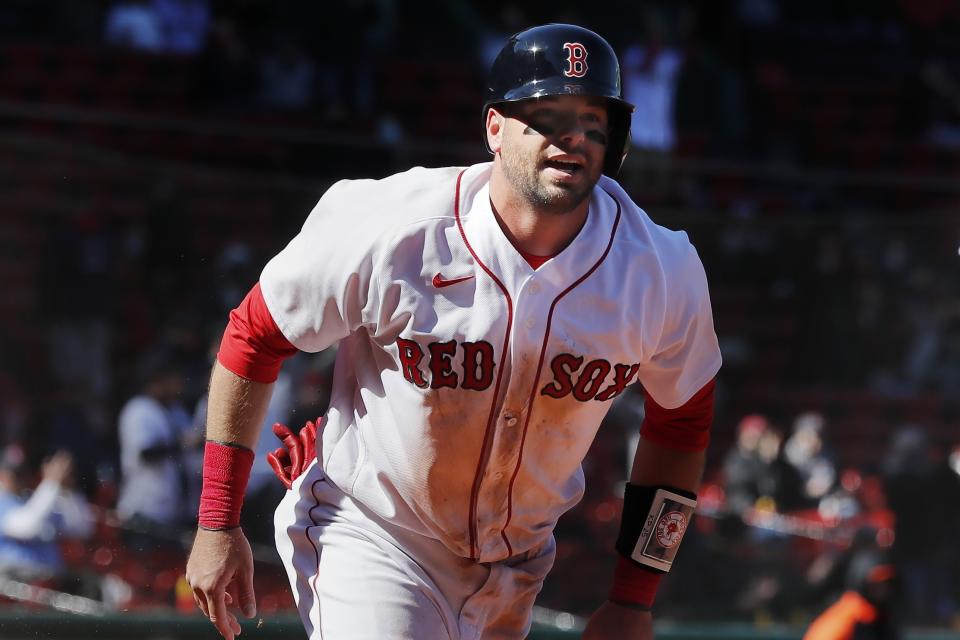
[198,441,255,530]
[609,556,663,609]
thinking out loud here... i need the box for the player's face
[497,96,609,215]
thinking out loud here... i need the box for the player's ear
[486,107,506,153]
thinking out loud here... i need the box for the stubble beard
[502,147,599,216]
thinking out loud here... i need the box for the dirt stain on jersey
[412,386,492,553]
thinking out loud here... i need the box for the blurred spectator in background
[104,0,164,52]
[117,353,197,548]
[303,0,395,122]
[948,442,960,612]
[905,309,960,394]
[45,381,114,501]
[193,14,256,110]
[152,0,211,55]
[721,414,771,515]
[105,0,210,55]
[475,4,527,70]
[932,314,960,393]
[815,471,894,539]
[803,548,901,640]
[736,0,782,28]
[0,446,93,584]
[783,411,838,509]
[881,426,958,624]
[756,422,806,514]
[918,56,960,148]
[621,6,684,152]
[257,38,316,112]
[673,3,747,157]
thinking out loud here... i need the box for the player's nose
[557,120,587,146]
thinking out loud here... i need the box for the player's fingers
[209,587,236,640]
[301,423,317,457]
[297,421,317,479]
[272,422,295,441]
[271,444,291,467]
[282,432,303,473]
[229,611,242,637]
[239,565,257,618]
[216,608,242,638]
[193,587,210,618]
[226,581,242,615]
[267,450,293,489]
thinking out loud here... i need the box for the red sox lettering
[397,339,639,402]
[540,354,640,401]
[397,338,496,391]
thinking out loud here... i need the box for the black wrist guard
[615,484,697,573]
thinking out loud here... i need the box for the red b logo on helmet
[562,42,588,78]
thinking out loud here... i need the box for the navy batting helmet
[483,23,635,177]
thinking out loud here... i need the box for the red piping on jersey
[454,169,515,561]
[306,478,325,640]
[499,189,623,553]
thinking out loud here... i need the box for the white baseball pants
[274,462,556,639]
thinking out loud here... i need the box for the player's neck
[489,172,589,257]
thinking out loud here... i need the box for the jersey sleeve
[258,179,401,353]
[640,378,715,451]
[636,238,722,409]
[217,282,298,383]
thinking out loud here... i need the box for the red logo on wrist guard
[655,511,687,548]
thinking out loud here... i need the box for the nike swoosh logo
[432,273,475,288]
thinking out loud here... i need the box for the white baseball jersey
[260,162,721,563]
[117,395,189,525]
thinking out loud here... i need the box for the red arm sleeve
[639,378,716,452]
[216,283,298,384]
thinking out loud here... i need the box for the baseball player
[185,23,721,640]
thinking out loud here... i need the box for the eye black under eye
[586,130,608,145]
[529,110,561,125]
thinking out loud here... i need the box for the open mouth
[543,158,583,175]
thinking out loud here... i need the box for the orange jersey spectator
[804,563,899,640]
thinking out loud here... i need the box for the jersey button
[503,413,518,426]
[525,317,536,329]
[529,282,540,294]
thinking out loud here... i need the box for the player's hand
[267,419,319,489]
[186,527,256,640]
[582,601,654,639]
[41,451,74,486]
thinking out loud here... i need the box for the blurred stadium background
[0,0,958,638]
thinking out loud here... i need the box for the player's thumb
[239,570,257,618]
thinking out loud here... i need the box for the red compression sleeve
[610,556,663,609]
[198,441,254,530]
[639,379,716,452]
[217,283,298,383]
